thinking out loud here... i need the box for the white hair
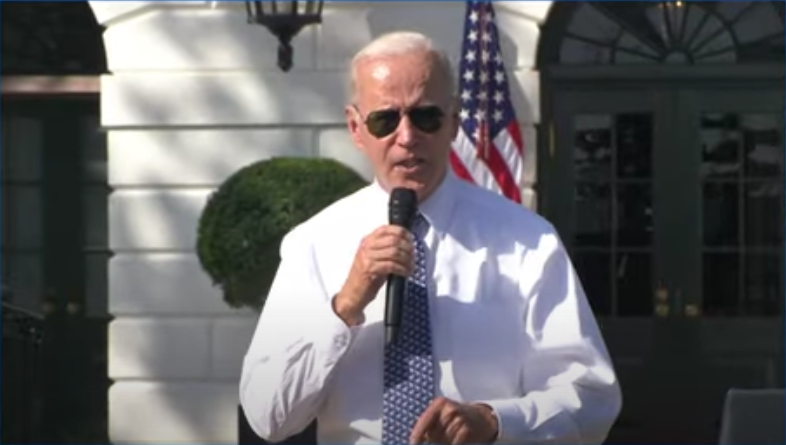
[348,31,456,103]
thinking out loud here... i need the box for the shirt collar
[369,169,460,237]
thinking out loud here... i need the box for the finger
[422,412,454,445]
[368,244,410,259]
[373,224,413,239]
[362,227,404,248]
[369,246,413,267]
[449,422,469,445]
[443,415,465,444]
[369,260,412,277]
[426,427,449,445]
[434,404,460,440]
[367,231,414,251]
[410,401,443,444]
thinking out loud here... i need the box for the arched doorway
[1,2,111,442]
[537,2,784,443]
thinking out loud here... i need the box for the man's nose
[395,115,418,146]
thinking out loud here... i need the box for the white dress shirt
[240,171,621,444]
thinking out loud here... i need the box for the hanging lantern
[245,1,324,71]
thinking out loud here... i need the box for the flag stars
[458,5,516,139]
[454,2,524,204]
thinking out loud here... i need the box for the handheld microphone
[385,187,418,345]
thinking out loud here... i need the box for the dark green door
[547,87,784,443]
[1,96,111,442]
[665,88,784,442]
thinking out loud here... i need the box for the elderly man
[240,31,621,445]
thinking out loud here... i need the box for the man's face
[345,51,459,202]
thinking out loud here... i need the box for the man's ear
[345,105,364,150]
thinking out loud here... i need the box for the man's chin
[390,178,426,194]
[383,168,446,201]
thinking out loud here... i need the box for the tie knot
[411,212,429,238]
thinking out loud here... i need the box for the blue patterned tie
[382,214,435,445]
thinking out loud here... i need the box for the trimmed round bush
[196,157,368,310]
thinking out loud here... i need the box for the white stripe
[451,130,504,195]
[493,128,525,191]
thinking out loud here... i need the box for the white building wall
[88,1,553,442]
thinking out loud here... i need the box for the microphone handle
[384,274,407,345]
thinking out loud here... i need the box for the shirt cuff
[309,298,359,366]
[481,398,531,444]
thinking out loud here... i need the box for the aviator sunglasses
[354,105,445,138]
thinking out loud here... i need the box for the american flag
[450,1,524,203]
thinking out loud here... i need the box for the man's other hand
[410,397,499,444]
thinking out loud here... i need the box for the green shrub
[196,157,369,310]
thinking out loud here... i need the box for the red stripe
[477,132,521,203]
[449,150,475,184]
[470,5,521,204]
[505,121,525,156]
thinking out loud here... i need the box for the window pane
[741,114,782,179]
[732,2,784,45]
[703,182,739,247]
[744,181,783,247]
[1,253,43,311]
[574,114,612,181]
[84,251,110,317]
[4,116,42,181]
[2,185,42,249]
[83,185,109,249]
[703,253,740,316]
[701,113,741,179]
[556,2,783,66]
[572,112,654,249]
[616,113,652,179]
[573,251,612,315]
[575,182,612,247]
[80,113,107,183]
[617,183,652,247]
[744,253,783,317]
[617,252,652,316]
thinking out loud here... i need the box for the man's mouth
[396,159,425,169]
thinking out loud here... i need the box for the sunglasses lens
[409,106,444,134]
[363,106,445,138]
[365,110,401,138]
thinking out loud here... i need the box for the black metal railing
[2,299,46,444]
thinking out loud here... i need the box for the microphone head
[388,187,418,227]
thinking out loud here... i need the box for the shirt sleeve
[239,225,357,442]
[480,231,622,445]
